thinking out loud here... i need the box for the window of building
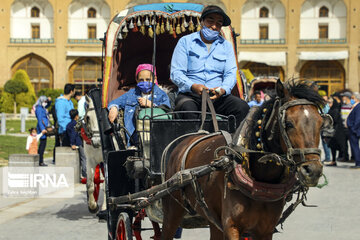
[244,62,284,81]
[31,7,40,18]
[88,8,96,18]
[70,58,101,94]
[31,25,40,39]
[319,25,328,39]
[260,7,269,18]
[14,56,52,93]
[300,61,344,95]
[88,25,96,39]
[319,6,329,17]
[259,25,268,40]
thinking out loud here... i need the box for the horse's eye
[285,121,294,129]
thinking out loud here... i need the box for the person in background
[66,109,87,180]
[320,93,331,162]
[55,84,75,145]
[326,97,346,167]
[248,91,264,108]
[74,91,86,120]
[26,128,46,155]
[35,96,51,166]
[170,5,249,127]
[108,64,170,145]
[339,91,353,162]
[347,93,360,168]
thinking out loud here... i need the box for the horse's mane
[248,78,325,151]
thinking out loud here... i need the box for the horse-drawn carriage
[81,3,330,240]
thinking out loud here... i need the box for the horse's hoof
[88,204,99,214]
[96,210,108,222]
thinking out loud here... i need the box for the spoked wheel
[93,164,104,202]
[116,212,133,240]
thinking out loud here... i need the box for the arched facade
[300,0,346,42]
[241,0,285,42]
[68,58,102,94]
[300,60,345,95]
[11,54,53,93]
[243,62,284,81]
[10,0,53,40]
[68,0,110,40]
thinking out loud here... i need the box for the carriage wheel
[116,212,133,240]
[93,164,104,202]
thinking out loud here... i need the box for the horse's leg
[161,194,185,240]
[85,146,98,213]
[222,222,241,240]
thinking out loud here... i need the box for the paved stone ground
[0,160,359,240]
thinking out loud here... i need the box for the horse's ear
[275,79,288,98]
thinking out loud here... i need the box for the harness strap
[199,90,219,132]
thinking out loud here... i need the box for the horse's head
[82,94,101,147]
[275,79,330,187]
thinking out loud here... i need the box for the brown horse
[161,80,330,240]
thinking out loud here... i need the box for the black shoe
[39,163,48,166]
[325,162,337,167]
[337,158,348,162]
[350,165,360,169]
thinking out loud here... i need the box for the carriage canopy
[102,2,245,108]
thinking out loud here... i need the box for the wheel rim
[116,218,126,240]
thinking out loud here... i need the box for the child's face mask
[137,81,153,93]
[42,102,47,108]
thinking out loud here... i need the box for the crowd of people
[29,83,87,180]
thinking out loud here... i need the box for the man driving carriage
[170,5,249,127]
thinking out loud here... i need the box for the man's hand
[71,145,77,150]
[209,87,225,100]
[138,97,152,108]
[41,129,47,135]
[191,84,208,95]
[108,107,118,123]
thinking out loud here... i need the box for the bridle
[78,99,102,148]
[276,98,322,167]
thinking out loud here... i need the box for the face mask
[42,102,47,108]
[32,133,37,136]
[137,81,153,93]
[201,25,219,41]
[350,99,355,105]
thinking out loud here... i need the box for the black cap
[200,5,231,27]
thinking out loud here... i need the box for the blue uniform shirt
[170,31,237,95]
[55,96,74,134]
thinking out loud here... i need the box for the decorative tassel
[133,23,138,32]
[156,21,160,35]
[140,25,146,35]
[151,16,156,25]
[181,16,186,32]
[122,23,128,33]
[183,16,188,27]
[188,16,195,32]
[166,18,170,32]
[161,18,165,34]
[118,32,123,40]
[176,18,181,34]
[169,23,174,34]
[145,16,150,26]
[148,26,154,38]
[196,17,201,31]
[129,19,134,29]
[137,17,142,27]
[123,32,128,39]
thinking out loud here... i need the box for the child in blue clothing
[108,64,171,144]
[66,109,87,179]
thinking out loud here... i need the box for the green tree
[4,79,28,114]
[13,70,36,111]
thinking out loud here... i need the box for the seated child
[26,128,47,154]
[108,63,170,144]
[66,109,87,179]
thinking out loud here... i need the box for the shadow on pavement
[54,201,97,221]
